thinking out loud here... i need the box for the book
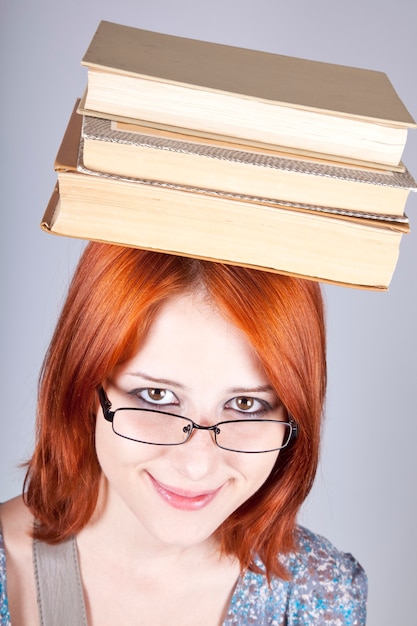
[103,118,410,173]
[41,106,410,291]
[80,20,416,168]
[42,175,408,291]
[81,114,416,219]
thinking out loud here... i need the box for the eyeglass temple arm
[97,386,115,421]
[288,415,298,441]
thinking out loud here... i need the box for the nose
[170,421,220,481]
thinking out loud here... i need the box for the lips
[148,473,222,511]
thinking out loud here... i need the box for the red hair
[24,243,326,580]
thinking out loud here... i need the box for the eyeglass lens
[111,408,292,453]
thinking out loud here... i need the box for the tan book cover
[82,21,415,126]
[41,173,406,291]
[81,114,416,218]
[79,22,416,168]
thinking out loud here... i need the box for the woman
[0,243,367,625]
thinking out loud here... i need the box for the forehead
[142,290,243,344]
[116,291,269,389]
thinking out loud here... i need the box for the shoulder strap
[33,535,88,626]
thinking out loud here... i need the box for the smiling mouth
[148,474,223,511]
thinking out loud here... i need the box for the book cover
[41,174,406,291]
[80,21,416,167]
[81,114,416,218]
[82,21,415,126]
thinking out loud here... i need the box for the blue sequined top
[0,525,367,625]
[0,531,9,626]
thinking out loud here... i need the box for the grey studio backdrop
[1,1,416,624]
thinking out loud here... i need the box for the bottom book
[41,170,408,290]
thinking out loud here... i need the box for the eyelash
[130,388,179,407]
[225,397,272,418]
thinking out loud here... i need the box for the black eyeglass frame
[97,386,298,454]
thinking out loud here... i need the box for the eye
[235,396,255,411]
[137,388,178,406]
[226,396,268,415]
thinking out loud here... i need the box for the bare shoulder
[0,495,34,564]
[0,496,39,625]
[0,495,34,543]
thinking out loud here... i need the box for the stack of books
[42,20,417,289]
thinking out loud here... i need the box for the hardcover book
[81,114,416,219]
[80,21,416,167]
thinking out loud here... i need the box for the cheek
[95,418,124,479]
[95,415,160,475]
[236,450,280,491]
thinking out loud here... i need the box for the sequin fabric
[0,525,366,625]
[224,526,367,625]
[0,530,10,626]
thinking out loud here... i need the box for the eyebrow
[227,384,276,395]
[125,372,275,395]
[125,371,187,390]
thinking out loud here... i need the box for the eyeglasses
[98,387,298,454]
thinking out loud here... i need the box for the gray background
[1,1,416,624]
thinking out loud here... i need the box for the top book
[81,21,416,168]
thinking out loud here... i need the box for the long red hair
[24,242,326,580]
